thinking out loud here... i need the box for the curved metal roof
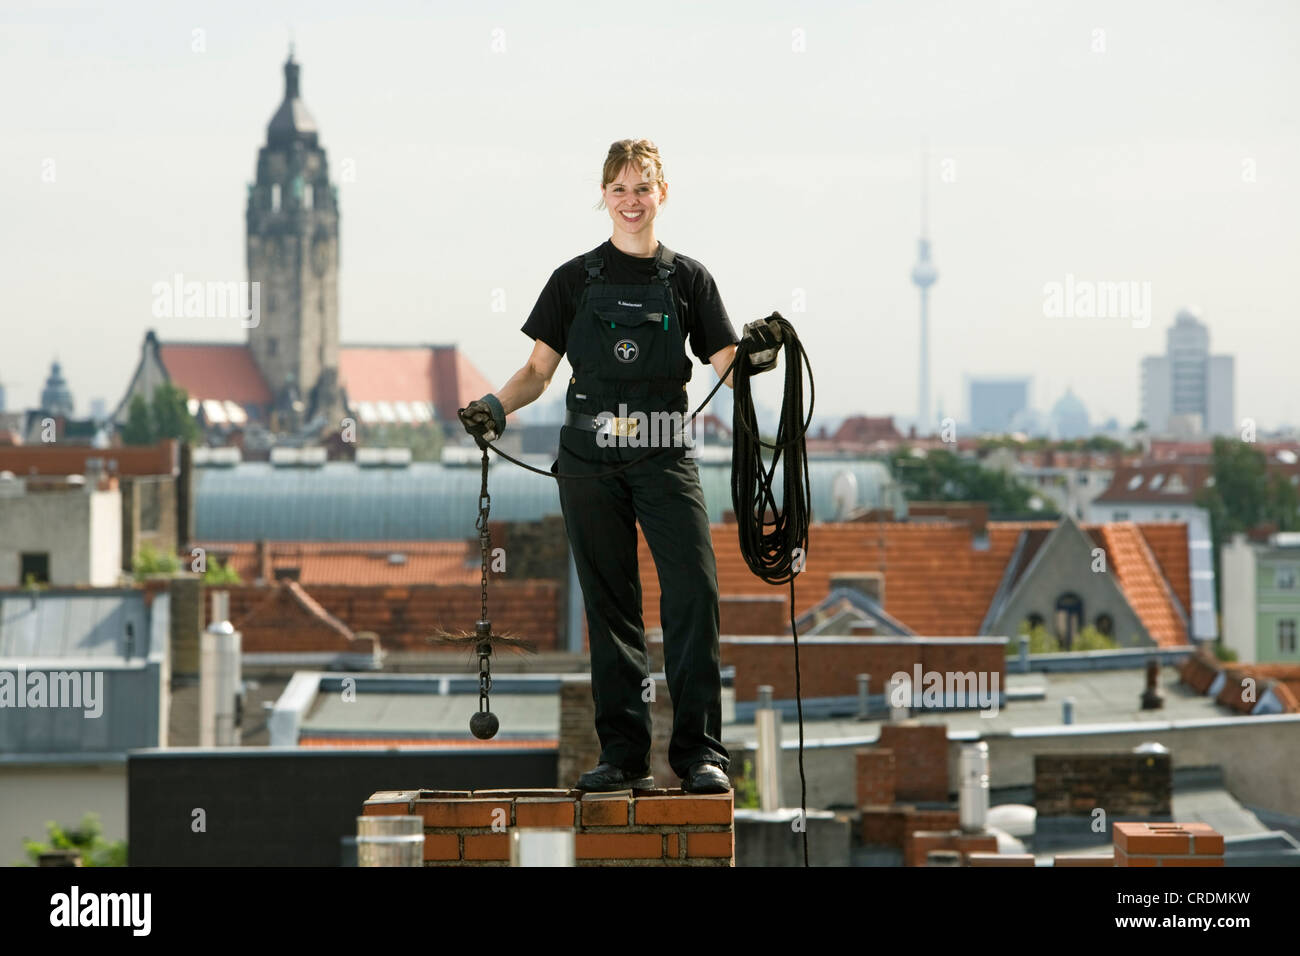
[194,457,902,541]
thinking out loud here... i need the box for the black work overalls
[552,241,730,780]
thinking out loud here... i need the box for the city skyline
[3,1,1298,433]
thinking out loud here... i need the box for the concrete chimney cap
[206,620,236,635]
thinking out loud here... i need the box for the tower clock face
[312,237,329,276]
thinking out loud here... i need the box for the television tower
[911,147,938,433]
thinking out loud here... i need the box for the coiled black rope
[729,313,814,866]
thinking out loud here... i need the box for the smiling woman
[455,138,791,795]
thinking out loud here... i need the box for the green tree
[733,757,759,810]
[1196,436,1300,607]
[1072,624,1121,652]
[16,813,126,867]
[202,555,242,585]
[132,543,181,580]
[890,446,1056,517]
[358,422,445,462]
[121,383,200,446]
[1008,620,1060,655]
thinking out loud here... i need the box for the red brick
[686,832,733,859]
[1115,849,1158,867]
[907,830,955,868]
[362,791,416,815]
[472,789,573,799]
[424,833,460,861]
[580,795,630,827]
[418,799,512,828]
[666,833,680,859]
[463,833,509,860]
[515,799,576,828]
[1184,825,1225,855]
[878,723,949,802]
[1114,822,1191,854]
[1054,854,1114,867]
[634,794,733,826]
[956,833,999,857]
[575,833,663,860]
[861,806,908,846]
[855,748,896,808]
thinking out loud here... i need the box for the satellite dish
[831,470,859,520]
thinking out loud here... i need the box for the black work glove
[741,313,785,375]
[458,394,506,444]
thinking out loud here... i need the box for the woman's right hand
[458,394,506,443]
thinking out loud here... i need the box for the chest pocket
[588,306,678,380]
[595,307,670,331]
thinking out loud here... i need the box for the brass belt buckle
[595,415,638,437]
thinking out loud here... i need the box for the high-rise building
[969,377,1029,434]
[246,49,343,426]
[1139,308,1234,436]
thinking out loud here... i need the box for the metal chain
[476,445,492,714]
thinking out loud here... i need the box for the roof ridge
[283,579,356,640]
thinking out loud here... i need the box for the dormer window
[1127,474,1143,490]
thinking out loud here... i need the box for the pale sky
[2,0,1298,432]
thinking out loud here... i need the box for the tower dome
[40,360,75,417]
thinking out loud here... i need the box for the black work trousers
[553,425,730,780]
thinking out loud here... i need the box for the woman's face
[602,162,666,238]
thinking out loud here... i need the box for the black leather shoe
[576,762,654,792]
[683,761,731,794]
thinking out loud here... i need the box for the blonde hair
[595,139,667,211]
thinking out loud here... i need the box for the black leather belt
[564,409,640,437]
[563,409,692,443]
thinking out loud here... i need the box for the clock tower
[246,50,342,428]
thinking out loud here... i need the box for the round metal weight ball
[470,711,499,740]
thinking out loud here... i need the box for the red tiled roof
[232,579,376,654]
[634,519,1193,644]
[159,344,272,404]
[1095,524,1188,647]
[832,416,904,444]
[1098,460,1300,504]
[213,580,563,652]
[197,540,481,586]
[339,345,498,424]
[1136,523,1192,618]
[339,347,436,403]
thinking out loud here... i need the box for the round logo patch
[614,339,638,363]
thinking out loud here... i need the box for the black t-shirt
[520,239,740,366]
